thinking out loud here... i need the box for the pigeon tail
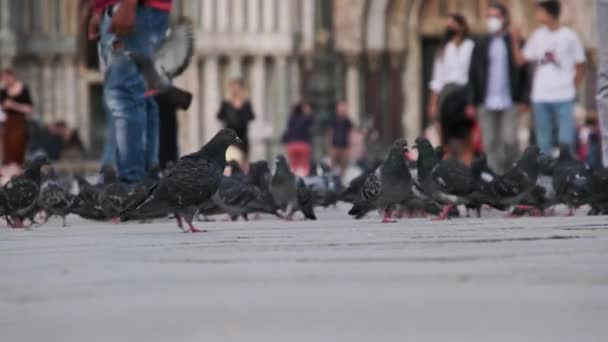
[119,194,168,222]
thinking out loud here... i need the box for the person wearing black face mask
[428,13,476,165]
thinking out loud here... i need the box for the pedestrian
[466,2,528,173]
[217,78,255,161]
[0,68,33,166]
[89,0,172,183]
[282,101,314,177]
[511,0,586,156]
[428,13,475,165]
[328,100,353,176]
[596,0,608,167]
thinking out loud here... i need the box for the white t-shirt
[429,38,475,92]
[523,26,586,102]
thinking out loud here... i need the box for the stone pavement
[1,207,607,342]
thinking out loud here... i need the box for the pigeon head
[537,154,556,175]
[413,137,439,177]
[23,155,50,183]
[471,153,490,179]
[517,145,541,177]
[384,139,409,173]
[210,128,242,147]
[275,155,290,172]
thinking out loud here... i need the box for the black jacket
[467,34,529,106]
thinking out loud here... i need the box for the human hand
[510,26,522,44]
[111,0,138,36]
[465,105,477,119]
[88,12,101,40]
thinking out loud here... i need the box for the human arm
[111,0,138,36]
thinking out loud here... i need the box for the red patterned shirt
[92,0,172,14]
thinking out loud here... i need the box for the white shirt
[429,38,474,92]
[523,26,586,102]
[484,35,513,110]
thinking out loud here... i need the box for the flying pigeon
[348,139,412,222]
[126,18,194,109]
[120,129,242,233]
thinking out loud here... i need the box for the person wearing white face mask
[466,2,529,174]
[511,0,586,157]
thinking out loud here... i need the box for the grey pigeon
[3,156,48,228]
[413,137,475,220]
[98,167,133,221]
[38,167,76,227]
[552,145,592,215]
[127,18,194,109]
[70,174,107,221]
[120,129,242,233]
[348,139,411,222]
[511,154,558,216]
[243,161,284,218]
[271,155,316,220]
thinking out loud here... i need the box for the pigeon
[3,156,48,228]
[121,166,168,221]
[465,153,509,217]
[552,145,592,215]
[242,161,284,218]
[348,139,412,222]
[98,167,133,221]
[511,154,558,216]
[120,129,242,232]
[127,18,194,109]
[413,137,475,220]
[38,167,76,227]
[70,174,107,221]
[271,155,316,220]
[589,167,608,215]
[480,145,541,213]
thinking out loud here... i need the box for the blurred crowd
[1,0,607,185]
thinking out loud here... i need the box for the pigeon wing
[153,18,194,80]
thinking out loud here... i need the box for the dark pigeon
[271,155,316,220]
[589,167,608,215]
[120,129,242,232]
[413,137,475,220]
[481,145,541,212]
[98,167,133,221]
[465,153,508,217]
[121,166,168,221]
[348,139,412,222]
[511,154,558,216]
[552,145,592,215]
[38,167,76,227]
[3,156,48,228]
[243,161,284,218]
[70,174,107,221]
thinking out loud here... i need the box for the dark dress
[282,112,313,144]
[217,100,255,154]
[438,83,474,144]
[331,117,353,148]
[0,85,32,165]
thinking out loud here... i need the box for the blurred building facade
[0,0,599,161]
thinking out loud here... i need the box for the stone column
[288,57,301,105]
[247,0,260,32]
[274,55,289,147]
[229,55,243,79]
[232,0,245,32]
[41,57,55,122]
[0,0,10,33]
[54,56,67,123]
[202,56,221,144]
[175,58,201,153]
[366,51,382,138]
[249,55,267,161]
[216,0,229,33]
[299,55,313,101]
[278,0,291,33]
[262,0,275,32]
[344,53,361,126]
[301,0,315,52]
[404,0,423,141]
[388,52,405,141]
[201,0,214,32]
[63,55,78,127]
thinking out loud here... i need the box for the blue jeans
[533,100,576,155]
[99,6,168,183]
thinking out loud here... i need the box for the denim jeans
[532,100,576,155]
[99,6,168,182]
